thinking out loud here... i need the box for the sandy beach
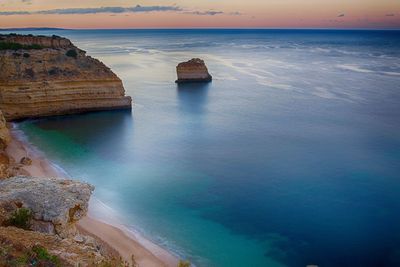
[6,124,179,267]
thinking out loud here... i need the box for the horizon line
[1,27,400,31]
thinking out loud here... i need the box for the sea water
[11,29,400,267]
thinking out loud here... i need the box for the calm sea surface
[11,29,400,267]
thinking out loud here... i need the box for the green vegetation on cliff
[0,42,43,50]
[4,208,32,230]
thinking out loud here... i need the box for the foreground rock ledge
[0,176,94,237]
[0,34,132,121]
[176,58,212,83]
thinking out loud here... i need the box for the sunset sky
[0,0,399,29]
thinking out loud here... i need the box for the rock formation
[0,34,132,121]
[176,58,212,83]
[0,226,122,266]
[20,156,32,166]
[0,110,10,148]
[0,110,10,179]
[0,176,94,237]
[0,34,73,49]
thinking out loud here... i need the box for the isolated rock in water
[0,176,94,237]
[176,58,212,83]
[0,34,132,121]
[19,157,32,166]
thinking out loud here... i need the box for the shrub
[178,260,191,267]
[31,245,60,265]
[0,239,62,267]
[66,49,78,58]
[5,207,32,230]
[0,42,43,50]
[23,52,30,58]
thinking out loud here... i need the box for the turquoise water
[14,29,400,267]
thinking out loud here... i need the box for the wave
[337,64,400,76]
[336,64,375,73]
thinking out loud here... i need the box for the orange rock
[176,58,212,83]
[0,34,132,121]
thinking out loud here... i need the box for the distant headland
[0,33,132,120]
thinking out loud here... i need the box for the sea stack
[0,34,132,121]
[176,58,212,83]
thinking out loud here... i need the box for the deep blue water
[10,29,400,267]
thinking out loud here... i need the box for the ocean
[10,29,400,267]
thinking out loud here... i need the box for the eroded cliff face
[1,34,73,49]
[0,110,11,178]
[0,34,132,121]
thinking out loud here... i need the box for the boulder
[176,58,212,83]
[0,176,94,237]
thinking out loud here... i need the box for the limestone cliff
[0,34,132,121]
[0,110,10,178]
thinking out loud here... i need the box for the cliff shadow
[23,109,134,162]
[176,82,211,115]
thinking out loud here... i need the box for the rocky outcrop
[0,110,10,178]
[20,156,32,166]
[0,176,94,237]
[0,34,72,49]
[0,226,123,266]
[176,58,212,83]
[0,34,132,121]
[0,110,10,148]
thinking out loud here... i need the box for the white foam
[336,64,374,73]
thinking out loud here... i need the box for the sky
[0,0,399,29]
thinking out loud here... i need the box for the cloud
[337,13,345,17]
[0,4,182,15]
[131,5,182,12]
[0,11,30,15]
[0,4,236,16]
[37,5,182,15]
[38,7,126,15]
[184,10,224,16]
[385,13,395,17]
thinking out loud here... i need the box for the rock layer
[176,58,212,83]
[0,110,10,178]
[0,176,94,237]
[0,34,132,121]
[0,34,72,49]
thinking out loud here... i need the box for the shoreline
[6,123,180,267]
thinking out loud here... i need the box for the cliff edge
[0,34,132,121]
